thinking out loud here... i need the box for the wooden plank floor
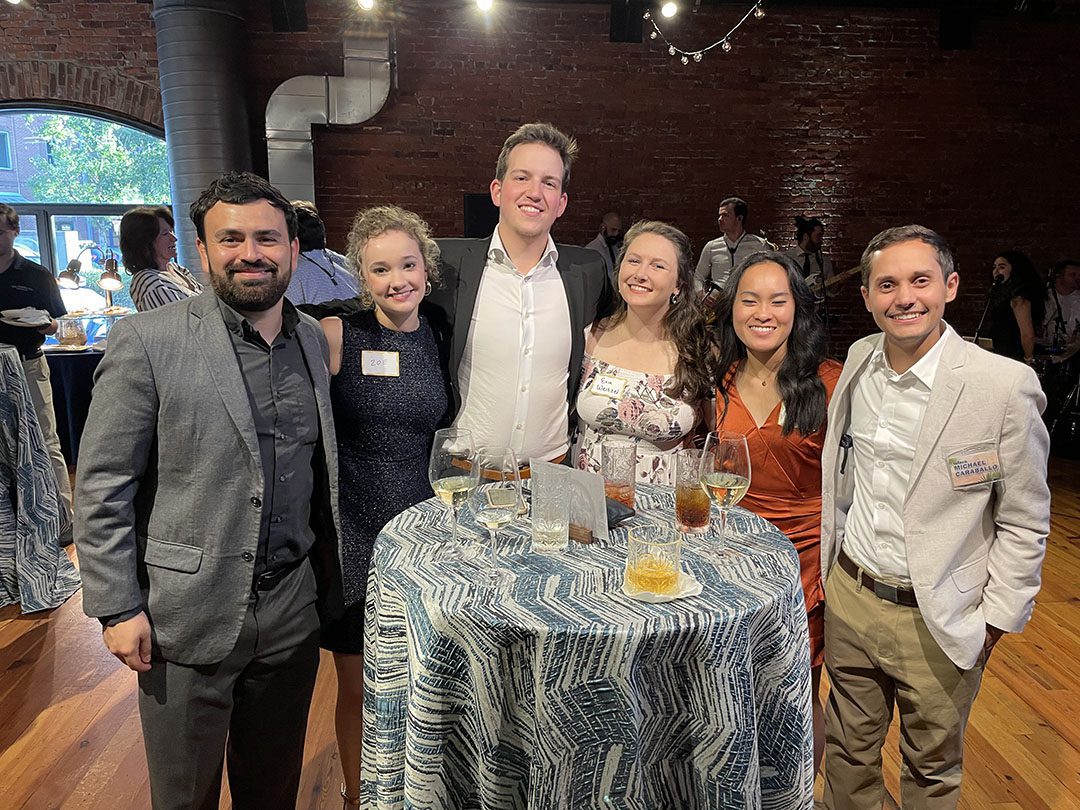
[3,459,1078,809]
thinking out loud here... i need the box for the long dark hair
[601,220,714,404]
[714,251,828,436]
[995,250,1046,326]
[120,205,173,273]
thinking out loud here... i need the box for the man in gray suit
[75,172,343,810]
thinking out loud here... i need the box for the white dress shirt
[843,326,955,585]
[452,228,572,461]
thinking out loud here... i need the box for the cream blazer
[821,328,1051,669]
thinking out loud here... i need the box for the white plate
[621,571,703,603]
[1,315,51,328]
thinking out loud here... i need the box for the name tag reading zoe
[591,374,627,399]
[945,443,1003,489]
[361,350,400,377]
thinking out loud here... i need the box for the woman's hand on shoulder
[319,316,344,376]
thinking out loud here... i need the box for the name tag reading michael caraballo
[361,350,400,377]
[945,443,1003,489]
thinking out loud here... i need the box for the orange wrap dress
[716,359,842,668]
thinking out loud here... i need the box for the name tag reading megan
[361,350,400,377]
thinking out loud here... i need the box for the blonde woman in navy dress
[318,205,450,808]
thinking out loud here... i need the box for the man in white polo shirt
[819,224,1050,808]
[431,122,612,464]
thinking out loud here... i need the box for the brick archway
[0,60,162,130]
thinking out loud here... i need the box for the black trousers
[137,560,321,810]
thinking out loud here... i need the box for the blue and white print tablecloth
[0,345,80,613]
[361,484,813,809]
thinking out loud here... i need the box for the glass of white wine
[470,446,521,590]
[699,430,752,560]
[428,428,479,562]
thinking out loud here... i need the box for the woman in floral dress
[573,221,714,484]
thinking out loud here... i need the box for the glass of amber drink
[625,525,681,596]
[601,436,636,508]
[675,449,710,534]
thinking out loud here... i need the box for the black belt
[837,548,918,607]
[254,556,307,591]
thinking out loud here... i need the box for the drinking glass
[470,446,520,590]
[625,525,682,596]
[601,435,636,508]
[428,428,479,561]
[674,448,710,534]
[531,464,570,553]
[699,431,752,559]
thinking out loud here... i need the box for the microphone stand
[973,277,1003,344]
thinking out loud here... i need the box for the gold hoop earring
[424,280,432,296]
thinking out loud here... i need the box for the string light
[644,2,766,65]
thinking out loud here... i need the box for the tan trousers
[22,354,74,521]
[822,562,984,809]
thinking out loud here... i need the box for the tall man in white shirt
[819,225,1051,808]
[693,196,769,289]
[429,123,612,464]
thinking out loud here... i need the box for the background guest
[989,249,1044,363]
[574,220,713,485]
[317,205,450,808]
[285,200,360,305]
[1042,258,1080,347]
[584,209,624,279]
[120,205,203,311]
[713,250,841,772]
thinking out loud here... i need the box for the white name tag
[945,444,1002,489]
[591,374,627,399]
[361,350,400,377]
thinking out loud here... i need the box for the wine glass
[469,446,520,590]
[699,431,752,559]
[428,428,479,561]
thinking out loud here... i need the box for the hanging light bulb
[357,0,374,9]
[693,52,703,62]
[754,4,765,19]
[721,39,733,52]
[649,30,658,40]
[661,1,678,17]
[680,55,689,65]
[668,45,676,56]
[642,10,651,19]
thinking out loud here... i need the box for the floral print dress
[573,355,698,485]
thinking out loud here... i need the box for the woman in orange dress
[713,250,841,774]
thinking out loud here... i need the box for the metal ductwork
[153,0,253,271]
[266,30,393,203]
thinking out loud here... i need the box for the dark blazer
[429,237,614,413]
[75,292,344,666]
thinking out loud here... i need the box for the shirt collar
[870,321,954,388]
[487,227,559,275]
[217,295,299,341]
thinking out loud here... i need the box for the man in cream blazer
[819,225,1050,808]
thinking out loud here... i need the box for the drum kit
[1034,341,1080,457]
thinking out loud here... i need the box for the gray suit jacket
[75,292,344,665]
[821,328,1050,669]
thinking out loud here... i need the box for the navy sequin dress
[321,309,449,653]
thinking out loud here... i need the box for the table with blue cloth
[0,344,81,613]
[361,484,813,809]
[45,346,104,464]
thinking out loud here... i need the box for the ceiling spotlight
[661,2,678,18]
[477,0,493,11]
[4,0,22,6]
[754,4,765,19]
[721,39,733,52]
[358,0,374,9]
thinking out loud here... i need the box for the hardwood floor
[3,459,1078,809]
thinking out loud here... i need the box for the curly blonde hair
[345,205,442,308]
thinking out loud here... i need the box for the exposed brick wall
[0,0,161,128]
[243,1,1080,353]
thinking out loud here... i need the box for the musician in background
[694,196,769,289]
[1041,258,1080,348]
[785,215,834,298]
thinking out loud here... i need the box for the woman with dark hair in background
[989,249,1045,364]
[573,220,714,484]
[120,205,202,311]
[713,250,842,773]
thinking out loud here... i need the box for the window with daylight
[0,107,173,311]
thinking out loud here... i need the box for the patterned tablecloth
[0,345,81,613]
[361,484,813,809]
